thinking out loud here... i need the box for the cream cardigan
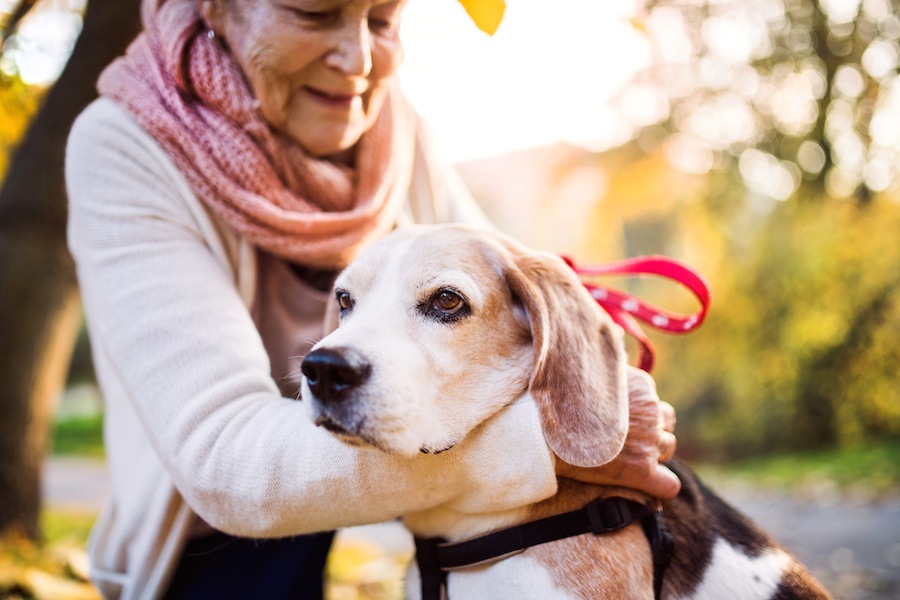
[66,98,557,600]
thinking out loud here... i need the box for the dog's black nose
[301,348,371,403]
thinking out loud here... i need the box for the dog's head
[300,224,629,467]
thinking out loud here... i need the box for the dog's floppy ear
[502,243,629,468]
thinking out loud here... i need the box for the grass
[50,414,104,458]
[39,512,97,548]
[695,439,900,497]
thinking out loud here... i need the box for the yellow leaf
[458,0,506,35]
[629,17,648,34]
[23,567,101,600]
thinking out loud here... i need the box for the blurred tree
[621,0,899,202]
[563,0,900,459]
[0,0,140,541]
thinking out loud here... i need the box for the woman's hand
[555,367,681,499]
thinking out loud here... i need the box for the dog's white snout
[301,347,371,405]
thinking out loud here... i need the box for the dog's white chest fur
[406,554,580,600]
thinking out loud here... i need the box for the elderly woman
[65,0,680,598]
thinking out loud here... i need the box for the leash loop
[563,254,712,372]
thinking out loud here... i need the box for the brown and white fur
[300,224,831,600]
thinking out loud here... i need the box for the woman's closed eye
[368,1,403,34]
[278,1,401,31]
[294,9,339,24]
[277,1,340,25]
[367,16,395,32]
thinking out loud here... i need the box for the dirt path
[44,457,900,599]
[43,456,110,512]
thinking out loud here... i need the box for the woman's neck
[326,146,357,167]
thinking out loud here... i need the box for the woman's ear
[502,243,630,468]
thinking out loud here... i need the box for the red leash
[563,255,712,372]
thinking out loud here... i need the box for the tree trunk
[0,0,141,541]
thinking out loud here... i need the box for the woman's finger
[658,431,677,462]
[658,401,677,433]
[626,366,658,401]
[648,464,682,500]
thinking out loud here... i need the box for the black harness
[414,497,673,600]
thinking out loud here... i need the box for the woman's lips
[304,86,359,109]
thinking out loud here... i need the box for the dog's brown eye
[420,288,469,322]
[336,291,353,311]
[434,291,463,312]
[423,288,470,322]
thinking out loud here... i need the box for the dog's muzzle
[301,347,371,405]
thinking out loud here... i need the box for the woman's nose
[325,20,373,76]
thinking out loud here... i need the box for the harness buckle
[585,498,630,534]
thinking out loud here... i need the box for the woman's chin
[280,117,366,160]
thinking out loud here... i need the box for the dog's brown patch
[771,559,833,599]
[524,479,655,599]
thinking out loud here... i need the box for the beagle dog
[300,224,831,600]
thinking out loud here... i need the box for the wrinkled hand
[555,367,681,499]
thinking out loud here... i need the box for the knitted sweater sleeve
[66,99,557,538]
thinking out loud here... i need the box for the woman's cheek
[372,38,404,81]
[252,70,292,130]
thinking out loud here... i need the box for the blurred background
[0,0,898,598]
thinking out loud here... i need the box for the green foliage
[652,192,900,459]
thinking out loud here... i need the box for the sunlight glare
[3,0,83,85]
[820,0,862,25]
[399,0,650,162]
[861,39,900,80]
[739,148,800,200]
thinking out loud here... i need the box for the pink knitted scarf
[97,0,414,268]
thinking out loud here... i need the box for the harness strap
[643,509,675,599]
[414,536,448,600]
[413,497,673,600]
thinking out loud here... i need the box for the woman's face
[203,0,406,159]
